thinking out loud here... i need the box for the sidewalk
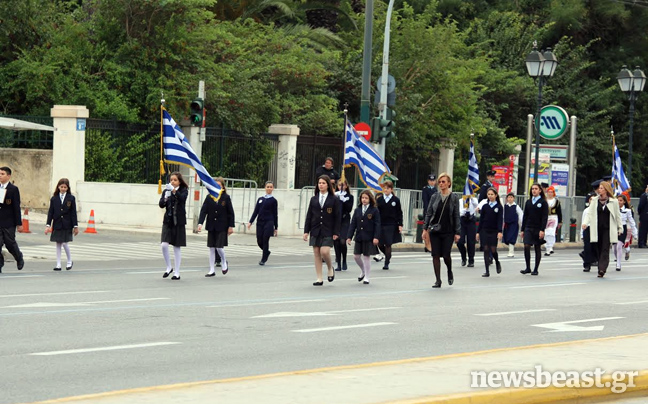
[26,333,648,404]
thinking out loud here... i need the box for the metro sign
[538,105,569,140]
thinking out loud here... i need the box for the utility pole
[377,0,396,158]
[360,0,374,125]
[191,81,205,232]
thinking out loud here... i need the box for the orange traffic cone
[84,209,98,234]
[19,208,31,233]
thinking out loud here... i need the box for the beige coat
[582,196,623,243]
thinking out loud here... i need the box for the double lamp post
[617,65,646,190]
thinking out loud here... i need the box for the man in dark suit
[0,166,24,273]
[478,170,496,202]
[421,174,437,213]
[638,185,648,248]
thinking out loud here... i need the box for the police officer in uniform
[422,174,437,213]
[0,166,24,273]
[478,170,496,203]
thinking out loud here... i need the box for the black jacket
[304,193,341,237]
[638,193,648,220]
[314,166,340,182]
[423,192,461,236]
[376,194,403,226]
[0,182,21,228]
[336,192,354,225]
[198,194,235,232]
[522,198,549,230]
[347,205,381,241]
[477,202,503,233]
[159,187,188,227]
[249,196,279,229]
[478,181,493,202]
[422,186,437,213]
[46,193,78,230]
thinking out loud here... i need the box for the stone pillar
[268,124,299,189]
[50,105,89,192]
[437,138,457,181]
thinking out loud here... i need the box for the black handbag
[429,196,449,234]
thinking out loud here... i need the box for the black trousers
[0,227,23,267]
[639,219,648,247]
[457,217,476,263]
[581,228,598,267]
[257,221,274,262]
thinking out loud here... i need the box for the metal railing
[194,178,259,233]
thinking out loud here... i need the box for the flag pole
[159,94,166,194]
[340,102,349,185]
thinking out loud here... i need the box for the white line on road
[0,290,110,298]
[29,342,181,356]
[475,309,557,316]
[1,298,170,309]
[126,270,202,274]
[614,300,648,305]
[207,299,326,308]
[337,276,408,282]
[511,282,586,289]
[531,317,624,332]
[292,322,397,333]
[0,275,44,279]
[253,307,401,318]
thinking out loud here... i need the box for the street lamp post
[617,65,646,191]
[525,42,558,183]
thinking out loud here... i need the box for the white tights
[354,254,372,281]
[161,242,182,276]
[55,242,71,268]
[208,247,228,274]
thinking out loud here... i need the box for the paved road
[1,232,647,403]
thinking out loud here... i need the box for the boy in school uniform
[0,166,25,273]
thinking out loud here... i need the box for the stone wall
[0,148,53,211]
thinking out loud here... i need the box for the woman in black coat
[375,180,403,270]
[334,179,354,271]
[422,173,461,288]
[198,177,235,277]
[248,181,279,266]
[303,175,341,286]
[159,171,188,280]
[45,178,78,271]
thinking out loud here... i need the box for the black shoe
[53,267,62,271]
[616,267,621,271]
[171,276,181,280]
[461,260,467,267]
[382,265,389,270]
[531,270,538,276]
[489,257,493,265]
[496,261,502,274]
[482,272,490,277]
[625,252,630,261]
[432,281,441,288]
[335,262,342,271]
[163,269,172,278]
[216,261,221,267]
[313,281,323,286]
[222,262,229,275]
[578,251,584,259]
[363,280,370,285]
[583,267,591,272]
[598,272,604,278]
[0,266,2,273]
[544,252,551,256]
[467,262,475,267]
[17,258,24,270]
[358,274,365,282]
[66,262,73,270]
[259,261,265,266]
[205,272,216,277]
[550,250,554,254]
[373,255,384,262]
[328,274,335,282]
[448,270,454,285]
[592,261,598,267]
[424,247,430,253]
[520,268,531,274]
[342,262,348,271]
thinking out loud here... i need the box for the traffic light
[370,108,396,141]
[189,98,204,126]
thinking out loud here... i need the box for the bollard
[416,214,424,243]
[569,218,577,242]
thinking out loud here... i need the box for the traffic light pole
[191,81,206,233]
[377,0,396,158]
[360,0,373,125]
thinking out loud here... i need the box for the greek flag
[162,109,222,200]
[612,141,630,195]
[463,138,480,207]
[344,121,390,191]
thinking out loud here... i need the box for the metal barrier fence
[0,114,54,148]
[194,178,259,232]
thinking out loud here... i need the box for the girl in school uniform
[198,178,235,277]
[303,175,341,286]
[615,194,638,271]
[347,190,381,284]
[503,192,523,257]
[247,181,278,265]
[476,187,503,277]
[544,186,562,256]
[520,183,548,276]
[334,179,354,271]
[159,171,188,280]
[45,178,78,271]
[375,180,403,270]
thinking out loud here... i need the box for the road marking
[0,290,110,298]
[29,342,181,356]
[253,307,401,318]
[475,309,556,316]
[1,298,169,309]
[531,317,625,332]
[337,276,408,281]
[615,300,648,305]
[126,270,201,274]
[292,322,397,333]
[511,282,586,289]
[207,299,326,308]
[0,275,44,279]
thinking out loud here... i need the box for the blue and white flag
[344,121,390,191]
[611,141,630,195]
[463,138,480,206]
[162,109,222,200]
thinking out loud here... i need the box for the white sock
[62,243,71,265]
[173,246,182,276]
[208,248,216,274]
[616,242,623,268]
[217,248,227,270]
[508,244,515,256]
[362,255,371,281]
[55,242,62,268]
[161,242,171,271]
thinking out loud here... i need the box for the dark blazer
[638,193,648,221]
[304,193,341,237]
[422,186,437,213]
[522,198,549,230]
[198,193,235,232]
[478,181,493,202]
[249,196,279,230]
[0,182,21,228]
[477,202,504,233]
[159,187,188,227]
[46,193,78,230]
[338,193,354,226]
[376,194,403,226]
[423,192,461,236]
[347,205,381,242]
